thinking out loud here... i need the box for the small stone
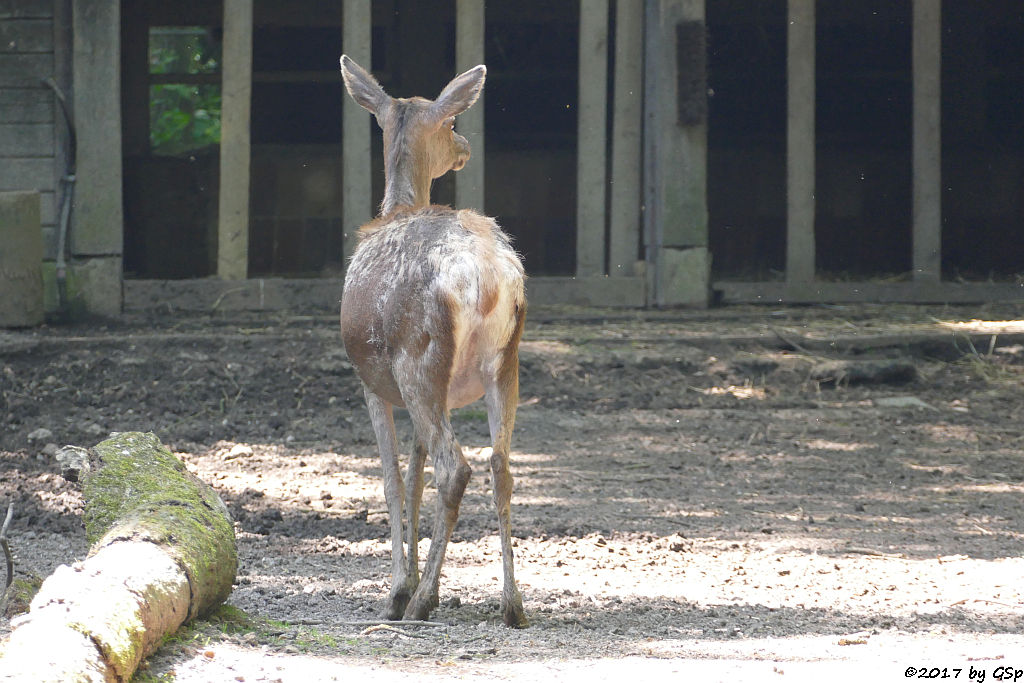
[224,443,254,460]
[41,443,59,457]
[874,396,935,411]
[83,422,105,436]
[26,428,53,442]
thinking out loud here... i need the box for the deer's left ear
[340,54,389,116]
[432,65,486,122]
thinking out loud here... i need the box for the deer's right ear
[432,64,486,121]
[340,55,388,115]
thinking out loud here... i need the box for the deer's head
[340,55,486,213]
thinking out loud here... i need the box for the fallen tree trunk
[0,432,237,682]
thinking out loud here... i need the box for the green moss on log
[2,575,42,619]
[83,432,237,620]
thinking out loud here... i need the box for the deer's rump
[340,206,525,409]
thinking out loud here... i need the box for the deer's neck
[380,136,432,215]
[380,171,431,215]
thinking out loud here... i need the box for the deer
[338,55,527,627]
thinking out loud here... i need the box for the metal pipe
[42,77,77,317]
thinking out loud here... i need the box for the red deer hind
[338,55,527,627]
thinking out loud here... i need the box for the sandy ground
[2,303,1023,681]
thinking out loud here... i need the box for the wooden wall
[0,0,59,258]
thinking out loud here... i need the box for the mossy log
[0,432,237,682]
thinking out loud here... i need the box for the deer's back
[340,206,525,408]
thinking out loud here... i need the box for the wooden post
[609,0,643,277]
[70,0,123,316]
[342,0,372,262]
[576,0,609,277]
[912,0,941,283]
[217,0,253,280]
[643,0,709,307]
[71,0,123,257]
[786,0,815,284]
[455,0,485,212]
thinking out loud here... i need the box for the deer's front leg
[364,390,414,619]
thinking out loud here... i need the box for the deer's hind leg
[403,435,428,594]
[363,389,416,619]
[484,306,528,627]
[401,397,471,621]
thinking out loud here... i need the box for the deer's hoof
[502,598,528,628]
[387,587,413,620]
[403,592,438,622]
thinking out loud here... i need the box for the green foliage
[452,407,489,422]
[148,27,221,156]
[149,27,219,76]
[149,84,221,156]
[205,604,256,634]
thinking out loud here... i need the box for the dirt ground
[2,303,1024,681]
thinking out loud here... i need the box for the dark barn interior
[708,0,1024,282]
[119,0,1024,283]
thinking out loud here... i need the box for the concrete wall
[0,192,44,326]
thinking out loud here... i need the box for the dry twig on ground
[1,502,13,605]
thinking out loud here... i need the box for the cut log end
[84,432,237,618]
[1,432,237,682]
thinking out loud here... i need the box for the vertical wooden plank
[912,0,941,283]
[71,0,122,255]
[342,0,372,262]
[609,0,643,276]
[455,0,485,212]
[642,0,661,294]
[576,0,609,277]
[786,0,815,284]
[663,0,707,251]
[217,0,253,280]
[642,0,708,306]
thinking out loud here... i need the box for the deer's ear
[432,65,486,122]
[340,55,388,115]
